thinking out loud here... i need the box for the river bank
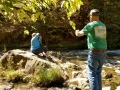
[0,49,120,90]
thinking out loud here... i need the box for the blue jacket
[30,33,42,51]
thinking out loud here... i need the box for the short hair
[32,33,37,37]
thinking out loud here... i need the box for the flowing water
[0,49,120,90]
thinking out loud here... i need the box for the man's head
[89,9,100,22]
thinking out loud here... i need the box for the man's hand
[75,30,84,37]
[75,30,79,36]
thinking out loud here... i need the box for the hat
[89,9,100,16]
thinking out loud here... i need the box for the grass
[0,60,64,87]
[30,65,64,86]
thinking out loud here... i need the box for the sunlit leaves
[45,0,57,6]
[39,13,45,23]
[31,12,45,22]
[52,0,57,7]
[17,9,25,22]
[0,0,13,15]
[31,12,41,22]
[0,0,83,30]
[13,2,25,8]
[17,9,30,23]
[69,21,76,30]
[24,30,29,35]
[60,0,83,30]
[61,0,83,20]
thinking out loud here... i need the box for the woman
[30,33,49,57]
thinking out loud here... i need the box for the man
[75,9,107,90]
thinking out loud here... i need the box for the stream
[0,49,120,90]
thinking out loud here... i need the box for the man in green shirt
[75,9,107,90]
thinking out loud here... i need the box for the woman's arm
[39,35,42,43]
[32,33,40,40]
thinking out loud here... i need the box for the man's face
[89,15,93,22]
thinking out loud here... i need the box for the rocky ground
[0,49,120,90]
[61,50,120,90]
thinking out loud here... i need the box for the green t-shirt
[81,21,107,50]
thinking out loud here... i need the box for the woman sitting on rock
[30,33,49,58]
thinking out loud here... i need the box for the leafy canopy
[0,0,83,30]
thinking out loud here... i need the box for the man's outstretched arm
[75,30,84,37]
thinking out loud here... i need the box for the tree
[0,0,83,30]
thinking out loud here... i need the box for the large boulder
[0,49,60,73]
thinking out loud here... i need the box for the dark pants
[32,46,48,55]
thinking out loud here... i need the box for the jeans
[87,51,106,90]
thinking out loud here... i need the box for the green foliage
[24,30,29,35]
[5,70,24,82]
[0,0,83,29]
[0,63,24,82]
[30,65,63,86]
[61,0,83,19]
[106,24,120,49]
[69,21,76,30]
[0,59,64,86]
[61,0,83,29]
